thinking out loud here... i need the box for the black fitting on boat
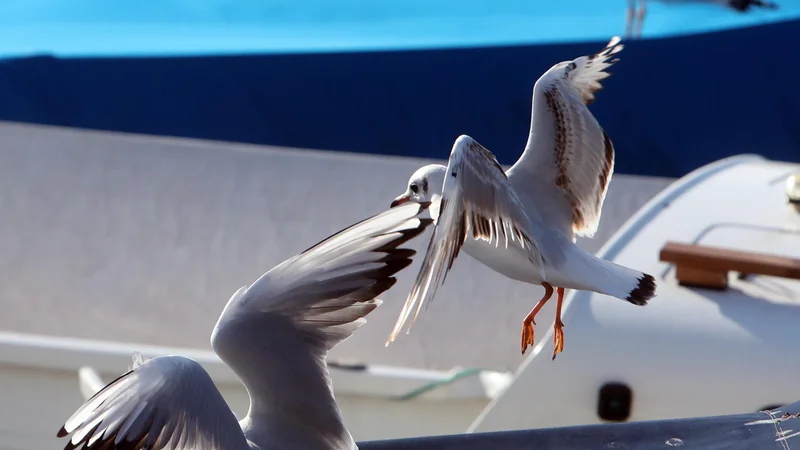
[597,382,633,422]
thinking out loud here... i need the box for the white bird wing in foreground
[386,135,566,344]
[60,354,248,450]
[507,36,623,239]
[59,201,432,450]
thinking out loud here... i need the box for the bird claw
[551,320,565,360]
[520,320,536,355]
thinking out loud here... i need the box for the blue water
[1,0,798,57]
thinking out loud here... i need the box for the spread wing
[209,201,431,448]
[508,36,623,239]
[58,355,249,450]
[58,202,432,450]
[221,200,433,353]
[386,135,563,344]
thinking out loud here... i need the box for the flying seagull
[57,202,432,450]
[626,0,779,39]
[386,37,656,360]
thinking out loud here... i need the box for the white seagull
[626,0,779,39]
[386,37,656,360]
[57,202,432,450]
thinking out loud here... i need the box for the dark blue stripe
[0,19,798,178]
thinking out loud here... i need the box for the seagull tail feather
[565,248,656,306]
[595,258,656,306]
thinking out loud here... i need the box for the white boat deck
[472,155,800,432]
[0,121,673,448]
[5,123,799,446]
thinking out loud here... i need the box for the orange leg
[635,0,647,39]
[521,282,554,355]
[625,0,635,38]
[552,287,566,361]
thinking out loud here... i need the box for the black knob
[597,382,633,422]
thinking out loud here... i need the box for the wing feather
[58,355,248,450]
[386,135,559,344]
[508,36,622,239]
[216,201,433,353]
[208,202,431,447]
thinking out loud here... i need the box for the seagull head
[391,164,447,219]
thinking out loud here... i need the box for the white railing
[0,331,511,402]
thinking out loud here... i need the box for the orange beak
[390,194,410,208]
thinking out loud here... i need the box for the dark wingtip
[57,426,68,438]
[626,273,656,306]
[419,217,434,229]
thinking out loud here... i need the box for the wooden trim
[659,241,800,289]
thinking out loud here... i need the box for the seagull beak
[390,194,411,208]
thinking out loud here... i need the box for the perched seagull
[57,202,432,450]
[626,0,779,38]
[386,37,656,360]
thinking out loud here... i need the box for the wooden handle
[659,241,800,289]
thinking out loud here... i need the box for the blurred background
[0,1,799,448]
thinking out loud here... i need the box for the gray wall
[0,122,673,371]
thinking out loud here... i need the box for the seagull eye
[410,184,419,194]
